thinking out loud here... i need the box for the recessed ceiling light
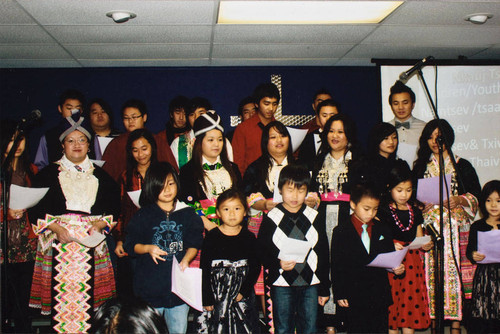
[106,10,137,24]
[464,13,493,25]
[218,1,403,24]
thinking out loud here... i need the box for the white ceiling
[1,0,500,68]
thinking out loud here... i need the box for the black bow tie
[395,121,410,129]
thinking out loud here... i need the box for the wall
[0,66,381,158]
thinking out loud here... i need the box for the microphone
[18,109,42,129]
[398,56,434,83]
[422,219,442,242]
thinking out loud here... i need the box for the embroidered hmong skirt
[471,263,500,320]
[197,259,260,334]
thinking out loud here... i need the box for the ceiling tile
[0,44,72,59]
[0,25,55,43]
[345,44,487,59]
[46,25,212,43]
[214,25,376,44]
[0,0,36,25]
[212,44,353,58]
[65,43,210,59]
[384,1,500,26]
[79,59,210,67]
[17,0,215,25]
[365,25,500,46]
[211,58,340,66]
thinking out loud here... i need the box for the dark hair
[253,83,280,104]
[350,183,381,205]
[121,99,147,117]
[59,89,85,108]
[259,121,295,184]
[316,98,341,115]
[0,119,34,180]
[388,81,416,104]
[139,162,180,207]
[314,113,358,172]
[91,297,168,334]
[238,96,256,117]
[387,160,413,191]
[187,97,212,116]
[168,95,190,115]
[278,164,310,191]
[88,98,115,126]
[125,129,158,191]
[367,122,398,159]
[216,188,249,216]
[312,88,332,102]
[191,130,238,198]
[413,119,455,176]
[479,180,500,221]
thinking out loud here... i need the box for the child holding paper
[466,180,500,333]
[124,162,204,334]
[377,161,432,334]
[331,183,405,333]
[257,164,330,334]
[197,189,260,333]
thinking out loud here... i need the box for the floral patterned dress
[420,155,480,320]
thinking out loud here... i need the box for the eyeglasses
[64,138,88,145]
[123,115,143,121]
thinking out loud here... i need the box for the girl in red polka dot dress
[377,161,433,334]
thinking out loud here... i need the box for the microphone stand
[1,125,27,331]
[416,67,466,334]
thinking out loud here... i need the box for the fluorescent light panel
[218,1,403,24]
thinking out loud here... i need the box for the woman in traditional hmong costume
[28,111,120,333]
[413,119,481,333]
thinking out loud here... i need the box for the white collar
[59,155,93,172]
[202,155,221,165]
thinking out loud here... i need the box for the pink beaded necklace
[389,203,414,232]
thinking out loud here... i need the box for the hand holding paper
[367,248,408,271]
[171,257,203,312]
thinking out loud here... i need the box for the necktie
[361,224,370,253]
[395,121,410,129]
[74,165,83,172]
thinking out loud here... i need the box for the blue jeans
[271,285,318,334]
[156,303,189,334]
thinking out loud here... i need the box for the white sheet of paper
[97,136,114,155]
[171,257,203,312]
[477,230,500,264]
[397,142,418,166]
[127,190,142,208]
[286,127,308,153]
[91,159,105,168]
[9,184,49,210]
[278,237,311,263]
[408,236,431,250]
[416,174,452,205]
[367,248,408,269]
[272,170,282,203]
[70,232,106,248]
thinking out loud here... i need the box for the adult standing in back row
[232,82,280,175]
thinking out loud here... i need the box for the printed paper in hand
[171,257,203,312]
[286,127,308,153]
[272,170,283,203]
[367,248,408,270]
[9,184,49,210]
[408,236,431,250]
[70,232,106,248]
[278,237,311,263]
[97,137,114,155]
[127,190,142,208]
[477,230,500,264]
[416,174,452,205]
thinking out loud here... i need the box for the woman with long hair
[310,113,361,333]
[1,119,38,333]
[413,119,481,333]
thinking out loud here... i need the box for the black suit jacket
[331,218,394,309]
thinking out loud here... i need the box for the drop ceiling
[1,0,499,68]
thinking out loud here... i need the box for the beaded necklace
[389,203,414,232]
